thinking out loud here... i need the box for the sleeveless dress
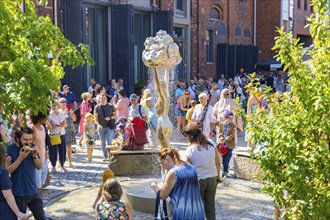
[65,111,77,145]
[96,201,129,220]
[169,164,205,220]
[84,122,96,148]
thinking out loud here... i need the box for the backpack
[129,117,148,150]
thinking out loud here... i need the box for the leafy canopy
[246,0,330,218]
[0,0,92,118]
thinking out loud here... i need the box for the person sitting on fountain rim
[105,124,127,159]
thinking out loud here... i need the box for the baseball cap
[225,111,234,118]
[63,85,70,90]
[116,123,125,131]
[115,116,128,125]
[58,98,67,103]
[130,94,138,100]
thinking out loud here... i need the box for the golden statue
[142,31,182,149]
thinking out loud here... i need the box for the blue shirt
[6,144,38,196]
[0,167,17,220]
[59,91,77,105]
[0,167,12,201]
[175,88,184,98]
[147,107,158,129]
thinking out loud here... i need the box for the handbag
[154,190,169,220]
[217,144,228,155]
[49,134,61,146]
[194,104,209,130]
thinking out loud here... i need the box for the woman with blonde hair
[150,148,205,220]
[140,89,152,116]
[78,92,92,146]
[175,90,191,140]
[92,169,115,209]
[95,179,133,220]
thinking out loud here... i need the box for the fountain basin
[122,178,162,214]
[109,149,161,176]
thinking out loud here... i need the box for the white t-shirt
[49,111,66,135]
[191,104,214,138]
[185,141,218,180]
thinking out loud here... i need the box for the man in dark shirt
[59,85,77,110]
[94,93,116,161]
[266,73,275,89]
[6,127,45,220]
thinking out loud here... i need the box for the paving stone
[43,135,275,219]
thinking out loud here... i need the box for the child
[95,179,133,220]
[218,111,236,177]
[93,169,115,209]
[146,97,159,148]
[106,124,125,158]
[186,100,197,125]
[83,113,97,162]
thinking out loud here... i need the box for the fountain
[121,30,182,214]
[142,30,182,149]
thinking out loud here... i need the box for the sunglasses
[223,94,229,96]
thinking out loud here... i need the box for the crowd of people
[0,69,284,219]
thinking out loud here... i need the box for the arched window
[209,7,221,20]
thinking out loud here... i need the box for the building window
[133,12,151,83]
[310,5,314,12]
[175,0,187,17]
[176,0,183,11]
[83,6,108,85]
[239,0,247,3]
[298,0,301,9]
[235,26,241,36]
[206,30,213,63]
[244,28,250,37]
[209,7,221,20]
[304,0,307,11]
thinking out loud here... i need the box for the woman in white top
[48,102,67,172]
[183,124,221,220]
[191,93,214,138]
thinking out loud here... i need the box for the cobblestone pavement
[39,134,274,220]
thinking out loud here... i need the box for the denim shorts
[175,108,187,117]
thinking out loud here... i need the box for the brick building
[191,0,257,79]
[31,0,318,94]
[293,0,313,45]
[256,0,313,62]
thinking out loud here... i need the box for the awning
[254,58,284,71]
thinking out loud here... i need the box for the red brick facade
[256,0,281,61]
[33,0,62,30]
[293,0,312,37]
[191,0,254,79]
[256,0,313,61]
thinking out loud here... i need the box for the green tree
[0,0,92,119]
[246,0,330,218]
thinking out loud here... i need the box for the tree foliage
[246,0,330,218]
[0,0,92,118]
